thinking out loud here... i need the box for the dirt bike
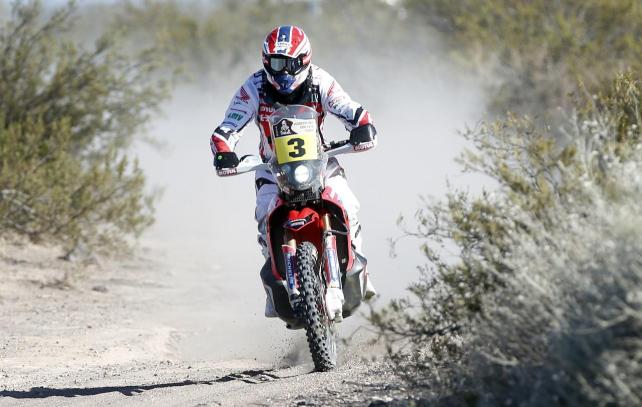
[217,104,373,371]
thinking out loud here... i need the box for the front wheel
[296,241,337,371]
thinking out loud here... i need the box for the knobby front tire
[296,241,337,371]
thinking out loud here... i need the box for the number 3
[287,137,306,158]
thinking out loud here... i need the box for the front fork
[322,214,342,291]
[281,235,298,304]
[281,214,342,309]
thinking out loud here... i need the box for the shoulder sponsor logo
[235,87,251,103]
[227,112,244,121]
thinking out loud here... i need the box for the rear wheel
[296,241,337,371]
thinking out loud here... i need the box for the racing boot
[325,287,345,322]
[364,270,377,300]
[350,225,377,301]
[258,234,278,318]
[264,291,277,318]
[262,266,278,318]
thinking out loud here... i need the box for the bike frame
[218,143,368,327]
[266,186,354,299]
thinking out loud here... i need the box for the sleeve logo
[235,87,251,103]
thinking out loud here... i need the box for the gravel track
[0,238,408,406]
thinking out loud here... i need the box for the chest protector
[258,71,327,150]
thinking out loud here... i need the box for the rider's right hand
[349,123,377,146]
[214,151,240,170]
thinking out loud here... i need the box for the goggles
[267,55,306,75]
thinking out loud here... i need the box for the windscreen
[268,105,326,194]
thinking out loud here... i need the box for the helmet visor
[268,56,305,75]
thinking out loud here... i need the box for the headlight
[294,165,311,183]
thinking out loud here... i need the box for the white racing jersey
[210,64,373,162]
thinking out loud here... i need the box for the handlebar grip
[326,140,350,151]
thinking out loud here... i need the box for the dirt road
[0,237,410,406]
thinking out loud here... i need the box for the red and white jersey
[210,65,373,162]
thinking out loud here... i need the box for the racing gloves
[349,124,377,152]
[214,151,240,170]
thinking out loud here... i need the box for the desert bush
[371,73,642,405]
[0,1,168,255]
[111,0,297,77]
[78,0,413,81]
[403,0,642,121]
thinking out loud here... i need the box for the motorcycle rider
[210,25,377,321]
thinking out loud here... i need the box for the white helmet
[262,25,311,94]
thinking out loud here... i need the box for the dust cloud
[134,14,487,364]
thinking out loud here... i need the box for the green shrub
[403,0,642,120]
[0,1,168,255]
[82,0,405,81]
[372,73,642,404]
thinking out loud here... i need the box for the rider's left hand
[214,151,240,169]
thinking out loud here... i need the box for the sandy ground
[0,237,415,406]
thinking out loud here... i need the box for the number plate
[273,118,319,164]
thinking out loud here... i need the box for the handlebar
[216,139,365,177]
[216,154,268,177]
[326,140,350,150]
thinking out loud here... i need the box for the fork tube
[322,214,341,289]
[282,232,298,299]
